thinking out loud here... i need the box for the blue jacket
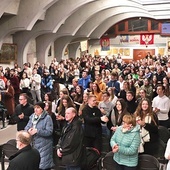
[107,80,120,96]
[41,75,53,92]
[78,76,91,90]
[25,111,54,169]
[110,125,140,167]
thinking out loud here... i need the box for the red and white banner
[140,33,154,45]
[100,38,110,51]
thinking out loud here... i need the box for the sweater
[152,95,170,120]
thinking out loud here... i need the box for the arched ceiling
[0,0,170,42]
[0,0,170,64]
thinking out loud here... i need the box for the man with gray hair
[7,130,40,170]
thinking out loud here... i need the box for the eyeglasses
[19,98,25,101]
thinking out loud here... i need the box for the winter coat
[57,117,84,166]
[110,125,140,167]
[2,85,15,115]
[25,111,54,169]
[41,74,53,92]
[7,145,40,170]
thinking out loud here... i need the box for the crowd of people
[1,53,170,170]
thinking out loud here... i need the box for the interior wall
[88,34,167,60]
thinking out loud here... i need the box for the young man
[13,93,34,131]
[82,94,108,152]
[7,131,40,170]
[126,91,138,115]
[57,107,84,170]
[152,84,170,128]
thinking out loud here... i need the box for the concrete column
[68,42,80,59]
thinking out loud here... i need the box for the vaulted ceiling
[0,0,170,64]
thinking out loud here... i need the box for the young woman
[151,75,158,99]
[91,82,102,104]
[78,92,89,116]
[107,87,118,107]
[44,92,53,102]
[110,114,140,170]
[72,85,84,110]
[107,98,128,135]
[19,72,30,95]
[134,98,159,155]
[2,79,15,118]
[56,95,75,132]
[163,76,170,98]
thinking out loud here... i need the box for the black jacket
[14,103,34,131]
[82,105,103,138]
[57,117,84,166]
[7,145,40,170]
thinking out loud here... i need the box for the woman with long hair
[2,79,15,119]
[163,76,170,98]
[107,87,118,107]
[44,101,60,145]
[91,82,102,104]
[151,75,158,99]
[56,95,75,132]
[107,98,129,135]
[134,98,159,155]
[19,72,30,95]
[73,85,84,110]
[78,92,89,116]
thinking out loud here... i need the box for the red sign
[140,33,154,45]
[100,38,110,51]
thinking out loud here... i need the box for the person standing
[152,84,170,128]
[7,131,40,170]
[9,68,20,105]
[78,70,91,90]
[25,101,54,170]
[82,94,108,153]
[13,93,34,131]
[57,107,84,170]
[110,114,140,170]
[107,71,120,96]
[30,68,42,104]
[134,98,159,155]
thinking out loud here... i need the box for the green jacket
[110,125,140,167]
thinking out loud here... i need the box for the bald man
[7,131,40,170]
[57,107,84,170]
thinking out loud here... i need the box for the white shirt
[152,95,170,120]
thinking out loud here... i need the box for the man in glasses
[7,131,40,170]
[13,93,34,131]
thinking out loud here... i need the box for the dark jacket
[14,103,34,131]
[82,105,103,138]
[57,117,84,166]
[126,99,138,114]
[7,145,40,170]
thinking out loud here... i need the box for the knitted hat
[34,102,45,110]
